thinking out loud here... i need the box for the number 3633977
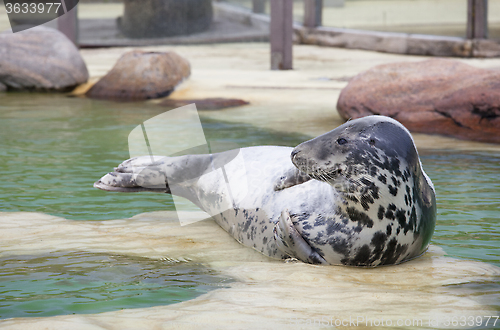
[4,2,63,14]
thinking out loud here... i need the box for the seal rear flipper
[273,210,327,265]
[274,168,311,191]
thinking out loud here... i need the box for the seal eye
[337,138,348,145]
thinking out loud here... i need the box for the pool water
[427,152,500,267]
[0,93,308,221]
[0,252,231,319]
[0,93,499,318]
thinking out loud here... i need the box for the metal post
[270,0,293,70]
[467,0,488,39]
[304,0,322,28]
[58,4,78,46]
[252,0,266,14]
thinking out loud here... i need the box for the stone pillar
[119,0,213,38]
[270,0,293,70]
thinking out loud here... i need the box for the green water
[0,93,306,221]
[0,93,499,318]
[426,152,500,267]
[0,252,231,319]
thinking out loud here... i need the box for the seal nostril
[291,149,300,159]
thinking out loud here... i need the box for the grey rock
[473,39,500,57]
[296,26,500,58]
[0,26,89,91]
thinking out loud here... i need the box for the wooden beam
[58,5,79,46]
[252,0,266,14]
[467,0,488,39]
[270,0,293,70]
[304,0,322,28]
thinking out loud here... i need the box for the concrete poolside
[0,210,498,330]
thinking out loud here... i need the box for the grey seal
[94,115,436,267]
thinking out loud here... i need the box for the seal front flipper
[274,168,311,191]
[273,210,327,265]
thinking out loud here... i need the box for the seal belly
[201,147,335,260]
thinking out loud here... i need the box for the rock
[0,27,89,91]
[297,28,474,58]
[86,50,190,101]
[119,0,213,38]
[0,82,6,92]
[159,98,249,110]
[473,39,500,58]
[337,59,500,144]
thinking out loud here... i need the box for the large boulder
[0,26,89,91]
[86,50,191,101]
[337,59,500,144]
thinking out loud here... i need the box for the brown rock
[0,27,89,91]
[337,59,500,144]
[86,50,190,101]
[159,98,249,110]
